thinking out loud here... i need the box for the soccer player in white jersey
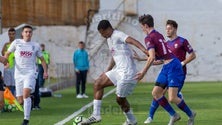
[4,25,48,125]
[81,20,149,125]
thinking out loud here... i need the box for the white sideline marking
[54,88,116,125]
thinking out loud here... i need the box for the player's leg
[144,88,167,124]
[168,82,195,125]
[22,76,36,125]
[168,87,195,125]
[117,97,137,125]
[81,73,114,124]
[116,80,137,125]
[152,68,180,125]
[167,58,195,125]
[152,85,177,116]
[22,88,32,125]
[15,78,24,105]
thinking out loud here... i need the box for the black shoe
[33,105,41,110]
[21,119,29,125]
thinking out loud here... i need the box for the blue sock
[177,99,192,117]
[157,96,176,116]
[149,99,159,119]
[177,92,183,99]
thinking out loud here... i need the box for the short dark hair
[79,41,85,45]
[138,14,154,27]
[166,20,178,29]
[22,25,33,31]
[8,27,15,32]
[40,43,45,47]
[97,20,113,30]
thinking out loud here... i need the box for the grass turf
[0,82,221,125]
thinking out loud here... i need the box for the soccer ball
[3,104,17,112]
[73,115,86,125]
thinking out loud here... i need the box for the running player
[81,20,149,125]
[140,19,196,124]
[4,25,48,125]
[137,14,196,125]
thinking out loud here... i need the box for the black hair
[79,41,85,45]
[97,20,113,30]
[22,25,33,31]
[166,20,178,29]
[138,14,154,27]
[40,43,45,47]
[8,27,16,32]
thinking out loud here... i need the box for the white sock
[93,99,102,116]
[24,97,32,120]
[124,110,136,122]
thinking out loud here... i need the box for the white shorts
[105,70,137,97]
[3,67,15,86]
[15,75,36,97]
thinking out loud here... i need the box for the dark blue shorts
[156,58,185,92]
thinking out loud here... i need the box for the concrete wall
[98,0,222,82]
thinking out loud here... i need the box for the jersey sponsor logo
[111,48,115,55]
[20,51,33,58]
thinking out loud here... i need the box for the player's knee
[168,96,177,104]
[152,90,161,99]
[94,79,102,90]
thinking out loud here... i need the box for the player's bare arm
[1,43,8,56]
[3,51,11,67]
[126,36,148,56]
[39,56,48,79]
[133,49,162,65]
[136,48,155,81]
[0,56,8,65]
[4,51,11,59]
[181,52,196,66]
[105,57,115,72]
[125,37,156,80]
[132,49,147,61]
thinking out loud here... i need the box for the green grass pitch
[0,81,221,125]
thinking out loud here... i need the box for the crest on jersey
[174,43,178,48]
[146,41,150,47]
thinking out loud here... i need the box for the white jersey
[107,30,137,80]
[8,39,42,78]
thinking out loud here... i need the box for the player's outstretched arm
[132,49,163,65]
[125,36,148,56]
[132,49,147,61]
[125,37,155,80]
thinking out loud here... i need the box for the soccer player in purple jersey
[143,20,196,124]
[137,14,196,125]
